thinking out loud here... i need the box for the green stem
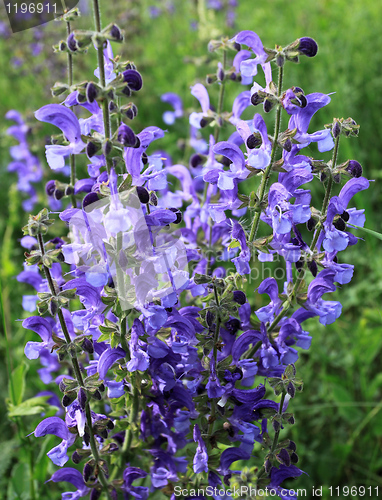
[310,134,340,252]
[92,0,113,176]
[214,49,227,144]
[207,286,221,436]
[37,233,112,500]
[249,65,284,244]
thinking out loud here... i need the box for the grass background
[0,0,382,498]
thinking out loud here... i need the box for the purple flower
[49,468,90,499]
[193,424,208,473]
[35,104,85,169]
[161,93,183,125]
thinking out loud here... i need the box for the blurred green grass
[1,0,382,498]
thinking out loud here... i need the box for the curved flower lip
[98,347,126,379]
[49,467,89,492]
[35,104,82,144]
[190,83,210,114]
[34,416,69,440]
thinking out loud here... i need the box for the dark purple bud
[78,387,87,410]
[288,440,297,451]
[265,459,272,473]
[217,66,225,82]
[233,41,241,51]
[118,123,136,147]
[246,134,261,149]
[298,37,318,57]
[263,99,273,113]
[99,384,105,392]
[334,217,346,231]
[332,121,341,139]
[307,217,316,231]
[291,452,299,463]
[308,260,318,277]
[93,390,102,401]
[109,443,119,452]
[109,101,117,113]
[122,102,138,120]
[233,290,246,305]
[110,24,122,41]
[106,419,114,429]
[149,192,158,206]
[320,172,327,182]
[83,462,94,482]
[59,380,66,393]
[99,429,108,439]
[333,173,341,183]
[341,211,350,222]
[90,489,102,500]
[200,118,208,128]
[206,310,215,327]
[283,138,292,152]
[346,160,363,178]
[299,94,307,108]
[276,448,291,467]
[190,153,204,168]
[251,92,263,106]
[65,185,74,196]
[276,53,285,67]
[83,192,99,209]
[102,139,112,157]
[72,450,82,464]
[86,82,98,103]
[54,188,64,200]
[122,86,131,97]
[169,207,182,224]
[136,186,150,204]
[287,381,296,398]
[295,258,304,271]
[272,418,281,432]
[62,393,75,407]
[46,180,56,196]
[83,432,90,446]
[225,318,241,335]
[67,32,77,52]
[83,338,94,354]
[123,69,143,91]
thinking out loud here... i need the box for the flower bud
[93,389,102,400]
[251,92,263,106]
[263,99,274,113]
[67,32,77,52]
[190,153,204,168]
[246,134,261,149]
[62,392,76,407]
[169,207,182,224]
[102,139,112,157]
[141,152,148,164]
[90,489,102,500]
[332,121,341,138]
[83,192,99,209]
[206,310,215,327]
[83,462,94,482]
[298,37,318,57]
[287,381,296,398]
[346,160,363,178]
[117,123,137,147]
[123,69,143,91]
[276,448,291,467]
[46,180,56,197]
[291,452,299,464]
[72,451,82,464]
[86,82,99,103]
[334,217,346,231]
[225,318,241,335]
[265,459,272,473]
[308,260,318,277]
[82,338,94,354]
[149,192,158,206]
[78,387,87,410]
[283,138,292,152]
[233,290,246,305]
[217,65,225,82]
[136,186,150,204]
[59,379,67,393]
[276,53,285,67]
[341,211,350,222]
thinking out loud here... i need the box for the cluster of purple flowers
[6,110,43,211]
[17,4,368,499]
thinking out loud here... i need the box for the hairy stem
[249,65,284,244]
[37,233,112,499]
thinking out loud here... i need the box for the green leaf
[9,363,28,406]
[8,396,50,417]
[350,225,382,241]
